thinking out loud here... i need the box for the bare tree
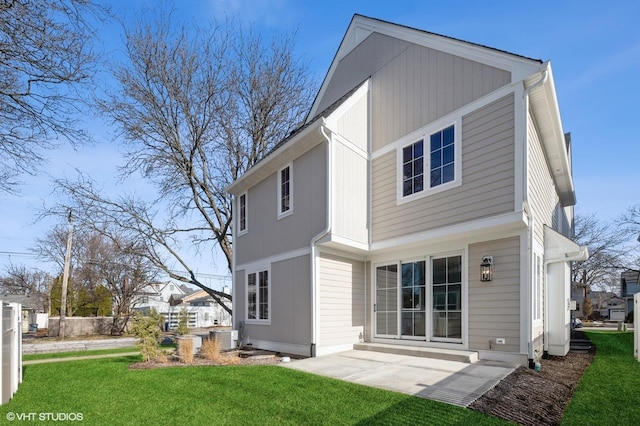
[0,0,109,192]
[0,265,50,312]
[571,214,629,293]
[35,224,156,333]
[51,10,316,312]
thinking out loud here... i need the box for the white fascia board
[225,119,324,195]
[527,63,576,207]
[370,210,528,254]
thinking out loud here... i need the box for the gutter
[309,118,333,357]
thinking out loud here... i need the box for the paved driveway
[282,349,518,407]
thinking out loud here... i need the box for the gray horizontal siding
[527,114,560,245]
[238,255,311,348]
[372,94,516,242]
[468,237,521,353]
[235,144,327,265]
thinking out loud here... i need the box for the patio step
[353,343,478,363]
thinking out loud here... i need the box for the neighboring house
[1,293,49,332]
[621,270,640,318]
[226,15,588,366]
[134,282,232,328]
[133,282,187,315]
[599,295,625,321]
[571,282,587,319]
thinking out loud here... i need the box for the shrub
[176,309,190,335]
[129,309,164,362]
[200,338,239,365]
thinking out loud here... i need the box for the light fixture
[481,256,493,282]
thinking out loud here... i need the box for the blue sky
[1,0,639,275]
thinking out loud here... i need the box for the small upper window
[238,192,247,234]
[277,163,293,218]
[398,123,459,202]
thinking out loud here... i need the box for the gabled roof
[308,14,543,120]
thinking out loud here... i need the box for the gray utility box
[209,330,238,351]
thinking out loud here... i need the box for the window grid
[429,125,455,188]
[402,140,424,196]
[280,166,290,213]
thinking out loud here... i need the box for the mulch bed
[128,349,285,370]
[469,332,595,425]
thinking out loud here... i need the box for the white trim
[237,192,248,236]
[325,79,370,129]
[245,268,271,325]
[235,246,310,273]
[371,210,527,253]
[277,162,293,219]
[334,132,368,161]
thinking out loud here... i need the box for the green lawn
[2,354,508,425]
[561,331,640,425]
[8,331,638,425]
[22,347,139,361]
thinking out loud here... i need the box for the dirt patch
[470,335,594,425]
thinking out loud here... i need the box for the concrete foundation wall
[47,317,114,337]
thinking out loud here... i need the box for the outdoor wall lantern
[480,256,493,282]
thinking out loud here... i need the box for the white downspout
[309,119,333,356]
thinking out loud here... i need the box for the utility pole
[59,210,74,340]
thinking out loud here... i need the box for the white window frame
[277,162,293,219]
[246,267,271,324]
[238,192,248,236]
[533,251,543,324]
[397,117,462,204]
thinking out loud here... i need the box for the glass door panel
[375,265,398,336]
[401,261,426,338]
[432,255,462,341]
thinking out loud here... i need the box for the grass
[22,347,139,361]
[561,331,640,425]
[2,354,509,425]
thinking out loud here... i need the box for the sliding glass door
[432,255,462,342]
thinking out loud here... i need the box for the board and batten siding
[371,94,516,242]
[371,42,511,151]
[527,114,560,246]
[468,236,521,353]
[318,252,365,352]
[331,89,369,247]
[316,33,511,152]
[234,144,327,266]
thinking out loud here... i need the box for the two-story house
[621,270,640,319]
[226,15,588,367]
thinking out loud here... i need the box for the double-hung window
[238,192,247,235]
[247,269,269,322]
[277,163,293,218]
[399,122,460,202]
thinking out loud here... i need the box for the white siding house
[227,15,587,366]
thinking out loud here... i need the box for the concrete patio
[282,347,519,407]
